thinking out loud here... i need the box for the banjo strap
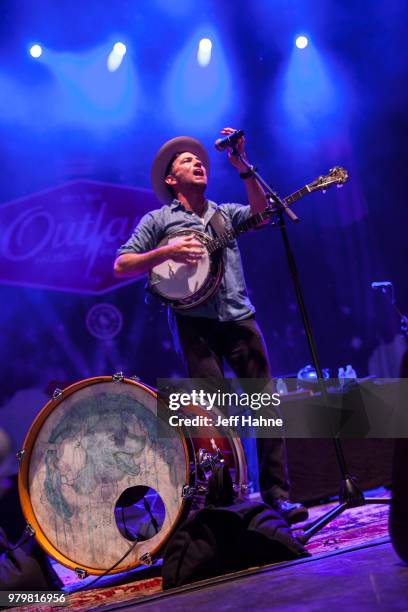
[208,209,227,239]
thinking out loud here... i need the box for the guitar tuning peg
[322,189,327,194]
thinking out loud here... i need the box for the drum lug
[75,568,88,579]
[129,375,140,381]
[16,449,25,462]
[25,523,35,537]
[182,485,196,498]
[52,388,63,400]
[139,552,153,566]
[112,372,124,382]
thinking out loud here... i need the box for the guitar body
[148,229,224,309]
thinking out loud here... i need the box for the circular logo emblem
[86,303,123,340]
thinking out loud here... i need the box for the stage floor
[14,489,398,611]
[119,539,407,612]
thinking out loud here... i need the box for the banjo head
[150,231,211,301]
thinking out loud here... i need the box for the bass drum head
[18,377,188,575]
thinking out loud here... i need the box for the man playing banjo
[114,128,308,524]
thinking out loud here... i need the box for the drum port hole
[114,486,166,542]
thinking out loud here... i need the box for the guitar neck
[207,184,311,253]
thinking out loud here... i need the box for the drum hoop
[18,376,190,575]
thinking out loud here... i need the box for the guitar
[148,166,348,310]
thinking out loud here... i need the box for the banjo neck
[207,185,310,254]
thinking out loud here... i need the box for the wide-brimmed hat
[151,136,210,204]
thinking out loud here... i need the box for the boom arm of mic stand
[232,150,299,223]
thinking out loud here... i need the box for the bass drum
[18,376,247,576]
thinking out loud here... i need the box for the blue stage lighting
[165,28,233,132]
[295,36,308,49]
[29,44,43,59]
[113,42,127,57]
[273,39,345,149]
[155,0,193,16]
[44,44,138,127]
[107,42,127,72]
[197,38,212,67]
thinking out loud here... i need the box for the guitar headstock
[307,166,349,193]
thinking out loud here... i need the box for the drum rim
[18,375,190,575]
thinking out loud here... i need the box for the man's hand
[220,126,248,173]
[168,234,206,265]
[114,235,206,278]
[220,126,268,216]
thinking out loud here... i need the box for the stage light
[166,29,232,132]
[272,37,344,150]
[29,44,43,59]
[113,42,127,57]
[47,43,138,126]
[197,38,212,67]
[107,42,127,72]
[295,36,308,49]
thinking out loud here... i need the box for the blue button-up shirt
[117,199,255,321]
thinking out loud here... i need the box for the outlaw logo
[0,180,158,294]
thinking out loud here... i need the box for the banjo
[148,166,348,310]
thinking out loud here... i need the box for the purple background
[0,0,407,476]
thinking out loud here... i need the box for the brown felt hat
[151,136,210,204]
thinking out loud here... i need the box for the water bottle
[276,377,288,395]
[345,364,357,379]
[338,367,346,387]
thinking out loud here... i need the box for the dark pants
[175,314,290,503]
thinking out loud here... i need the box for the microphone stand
[232,148,390,542]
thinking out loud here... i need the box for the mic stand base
[298,475,390,543]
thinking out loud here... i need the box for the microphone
[214,129,244,151]
[371,281,393,290]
